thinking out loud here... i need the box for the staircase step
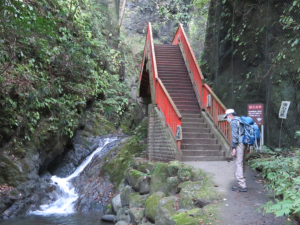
[181,118,204,123]
[181,138,217,144]
[181,122,207,128]
[182,133,214,139]
[179,109,201,114]
[181,144,221,150]
[182,150,224,156]
[182,127,210,133]
[182,156,232,161]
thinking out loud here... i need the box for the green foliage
[250,150,300,219]
[0,0,133,146]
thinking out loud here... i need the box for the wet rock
[112,194,122,214]
[126,169,147,191]
[167,161,181,177]
[116,206,130,223]
[167,177,178,196]
[129,193,149,208]
[101,214,117,222]
[155,196,177,225]
[138,175,150,194]
[129,207,145,225]
[149,163,169,194]
[121,185,135,207]
[145,191,166,222]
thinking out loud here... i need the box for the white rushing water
[30,137,117,216]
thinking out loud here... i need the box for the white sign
[218,114,226,122]
[279,101,291,119]
[207,94,211,108]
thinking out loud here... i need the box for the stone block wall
[147,107,177,162]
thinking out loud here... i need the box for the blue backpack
[235,116,260,146]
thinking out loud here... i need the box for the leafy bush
[250,150,300,220]
[0,0,133,147]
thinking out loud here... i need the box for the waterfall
[30,137,117,215]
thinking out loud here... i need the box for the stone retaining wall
[147,107,177,162]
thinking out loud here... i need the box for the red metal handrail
[139,23,182,148]
[172,24,231,144]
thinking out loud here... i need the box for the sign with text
[279,101,291,119]
[248,103,264,125]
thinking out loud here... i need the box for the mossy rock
[145,191,166,222]
[129,193,149,208]
[127,169,147,191]
[155,196,177,225]
[129,207,145,225]
[191,168,205,181]
[167,161,181,177]
[171,204,220,225]
[167,177,178,196]
[178,181,193,190]
[150,162,169,194]
[11,146,26,158]
[132,157,148,169]
[121,185,135,207]
[138,162,154,174]
[102,136,147,189]
[170,208,215,225]
[178,167,192,182]
[179,180,219,210]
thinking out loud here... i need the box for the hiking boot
[232,185,247,192]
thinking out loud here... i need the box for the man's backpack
[234,116,260,148]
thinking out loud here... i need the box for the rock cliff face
[122,0,192,44]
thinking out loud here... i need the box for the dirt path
[184,161,294,225]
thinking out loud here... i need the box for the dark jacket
[231,116,245,149]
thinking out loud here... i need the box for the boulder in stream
[120,185,135,207]
[129,207,145,225]
[112,194,122,214]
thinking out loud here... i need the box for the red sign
[248,104,264,125]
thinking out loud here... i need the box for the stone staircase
[154,44,227,161]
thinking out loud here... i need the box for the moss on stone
[167,161,181,177]
[178,167,192,182]
[179,178,220,210]
[178,180,193,190]
[127,169,146,190]
[150,162,169,194]
[145,192,166,222]
[129,193,149,208]
[171,206,219,225]
[191,168,205,181]
[102,135,147,188]
[138,162,154,174]
[167,177,178,196]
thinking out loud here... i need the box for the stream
[2,138,117,225]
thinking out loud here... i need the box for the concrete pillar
[131,84,137,101]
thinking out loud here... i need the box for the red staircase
[154,44,225,160]
[139,23,231,161]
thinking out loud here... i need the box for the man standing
[224,109,247,192]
